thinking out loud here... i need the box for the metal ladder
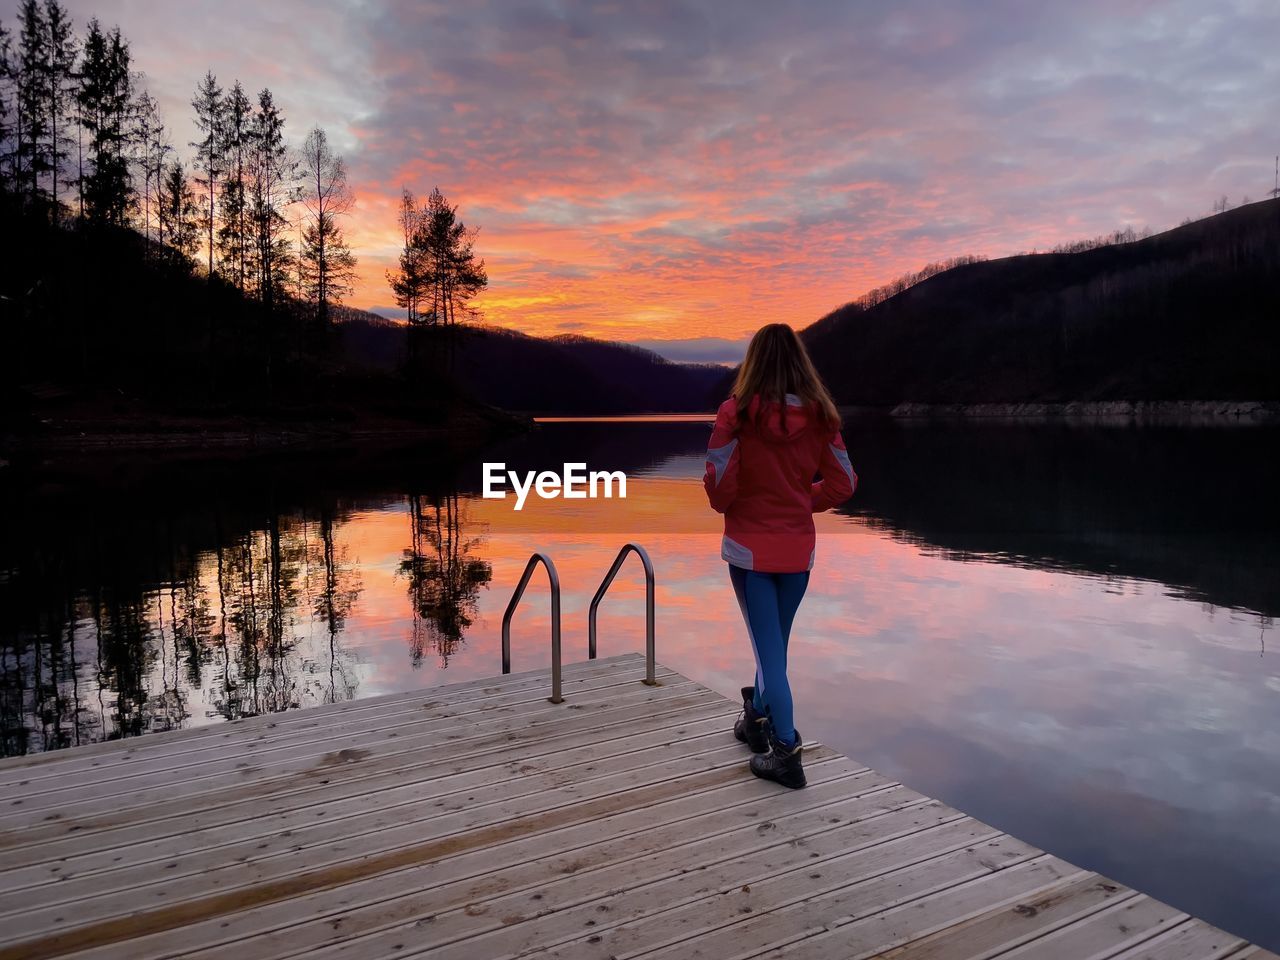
[501,543,658,703]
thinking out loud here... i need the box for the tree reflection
[0,499,367,755]
[314,509,361,704]
[95,588,152,741]
[399,492,492,668]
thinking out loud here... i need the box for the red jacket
[704,394,857,572]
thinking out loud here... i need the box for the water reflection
[837,421,1280,619]
[1,421,1278,945]
[401,493,492,667]
[2,421,1276,754]
[0,500,373,754]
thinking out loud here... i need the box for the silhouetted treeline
[0,3,404,431]
[849,255,989,311]
[337,313,726,414]
[0,199,369,429]
[804,199,1280,405]
[0,3,356,310]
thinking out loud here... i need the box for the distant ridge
[335,316,725,414]
[802,199,1280,408]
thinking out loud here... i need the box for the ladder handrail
[501,551,564,703]
[588,543,657,686]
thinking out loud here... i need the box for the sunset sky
[36,1,1280,359]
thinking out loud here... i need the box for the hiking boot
[750,728,806,789]
[733,686,769,753]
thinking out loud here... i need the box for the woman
[703,324,857,789]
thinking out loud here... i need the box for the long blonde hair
[731,323,840,430]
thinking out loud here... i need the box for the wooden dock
[0,651,1272,960]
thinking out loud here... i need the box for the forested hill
[337,313,726,414]
[802,198,1280,407]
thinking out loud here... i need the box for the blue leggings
[729,565,810,747]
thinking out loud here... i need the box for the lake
[1,418,1278,949]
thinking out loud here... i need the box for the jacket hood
[742,394,813,442]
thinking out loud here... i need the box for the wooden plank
[89,762,888,960]
[0,701,739,871]
[654,861,1085,960]
[0,681,718,832]
[0,666,683,797]
[0,686,720,854]
[0,669,691,808]
[0,747,839,960]
[525,842,1062,960]
[0,741,842,952]
[0,658,676,787]
[0,707,741,882]
[700,859,1088,960]
[865,874,1138,960]
[0,689,727,853]
[0,673,688,833]
[0,656,1270,960]
[0,666,678,798]
[1224,948,1280,960]
[1102,920,1255,960]
[0,723,769,917]
[0,653,649,776]
[982,894,1189,960]
[294,798,970,960]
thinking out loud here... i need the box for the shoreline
[3,399,1276,464]
[874,400,1280,423]
[0,407,531,463]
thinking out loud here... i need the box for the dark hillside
[0,202,523,451]
[803,199,1280,406]
[337,317,725,414]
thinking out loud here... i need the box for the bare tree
[133,89,168,247]
[387,187,427,326]
[298,125,356,328]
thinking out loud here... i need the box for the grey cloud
[55,0,1280,326]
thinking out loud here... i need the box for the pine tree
[216,80,251,288]
[449,224,487,325]
[189,70,224,277]
[0,20,12,192]
[14,0,48,205]
[421,186,487,328]
[77,19,133,226]
[247,87,295,310]
[43,0,76,223]
[158,158,199,265]
[298,126,356,327]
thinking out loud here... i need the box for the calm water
[2,419,1278,947]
